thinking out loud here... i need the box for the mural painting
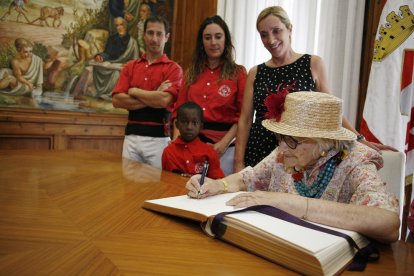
[0,0,174,113]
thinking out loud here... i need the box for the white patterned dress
[241,142,399,213]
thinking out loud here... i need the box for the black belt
[125,123,170,137]
[199,133,235,147]
[203,122,233,131]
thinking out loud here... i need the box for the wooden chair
[378,150,406,240]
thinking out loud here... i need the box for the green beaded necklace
[294,151,344,198]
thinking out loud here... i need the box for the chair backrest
[377,150,406,239]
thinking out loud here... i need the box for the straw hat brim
[262,119,357,141]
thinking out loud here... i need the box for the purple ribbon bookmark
[210,204,378,271]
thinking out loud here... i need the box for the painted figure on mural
[136,3,151,56]
[93,16,139,100]
[72,16,138,101]
[108,0,141,35]
[30,6,64,27]
[95,17,138,63]
[144,0,169,18]
[0,0,31,23]
[109,0,135,22]
[0,38,43,96]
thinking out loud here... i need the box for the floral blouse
[241,142,399,213]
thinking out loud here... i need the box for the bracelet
[356,134,365,141]
[221,179,228,193]
[302,198,309,220]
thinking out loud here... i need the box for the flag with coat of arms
[360,0,414,183]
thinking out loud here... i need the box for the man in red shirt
[112,15,183,169]
[162,102,224,179]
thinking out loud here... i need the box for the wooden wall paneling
[172,0,218,71]
[0,108,127,127]
[67,135,124,154]
[171,0,186,66]
[0,120,125,138]
[0,108,127,154]
[54,135,68,150]
[0,135,53,150]
[356,0,386,130]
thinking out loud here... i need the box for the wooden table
[0,150,412,275]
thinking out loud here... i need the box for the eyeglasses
[275,134,308,149]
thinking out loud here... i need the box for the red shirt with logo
[175,65,247,142]
[162,136,224,179]
[113,54,183,137]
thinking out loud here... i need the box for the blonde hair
[256,6,292,30]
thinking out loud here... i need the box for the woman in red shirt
[174,15,247,176]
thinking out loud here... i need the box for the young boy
[162,102,224,178]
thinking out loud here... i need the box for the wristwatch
[356,134,365,141]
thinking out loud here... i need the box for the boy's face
[176,109,202,142]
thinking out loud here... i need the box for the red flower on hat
[264,81,297,122]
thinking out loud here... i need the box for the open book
[143,192,369,275]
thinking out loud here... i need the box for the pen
[198,160,209,195]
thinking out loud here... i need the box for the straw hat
[262,92,356,141]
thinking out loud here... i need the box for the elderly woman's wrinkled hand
[186,174,223,199]
[226,191,279,209]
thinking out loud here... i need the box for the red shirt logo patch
[218,85,231,97]
[194,162,204,174]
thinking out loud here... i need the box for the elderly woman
[186,91,400,243]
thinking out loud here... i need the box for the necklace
[294,151,343,198]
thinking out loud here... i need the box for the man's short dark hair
[144,15,170,34]
[177,102,203,122]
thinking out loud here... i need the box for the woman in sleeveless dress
[234,6,391,172]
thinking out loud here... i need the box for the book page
[144,192,245,217]
[145,193,366,255]
[145,193,367,275]
[226,212,360,254]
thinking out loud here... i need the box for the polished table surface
[0,150,412,275]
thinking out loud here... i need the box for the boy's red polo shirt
[162,136,224,179]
